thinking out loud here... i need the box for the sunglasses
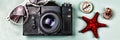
[8,5,29,25]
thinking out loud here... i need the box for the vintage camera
[23,1,72,35]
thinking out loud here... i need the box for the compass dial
[80,1,93,13]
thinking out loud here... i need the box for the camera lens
[39,12,61,34]
[42,15,55,28]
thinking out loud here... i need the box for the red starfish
[80,12,107,38]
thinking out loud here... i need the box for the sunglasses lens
[9,5,26,23]
[29,0,38,4]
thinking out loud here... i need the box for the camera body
[23,1,72,35]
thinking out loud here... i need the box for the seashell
[103,8,112,19]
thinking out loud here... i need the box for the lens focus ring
[39,12,61,34]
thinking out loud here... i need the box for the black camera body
[23,1,72,35]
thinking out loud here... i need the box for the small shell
[103,8,112,19]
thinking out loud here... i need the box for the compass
[80,1,94,13]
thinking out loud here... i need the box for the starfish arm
[92,12,99,22]
[82,16,90,23]
[92,28,99,38]
[80,25,91,33]
[98,23,107,27]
